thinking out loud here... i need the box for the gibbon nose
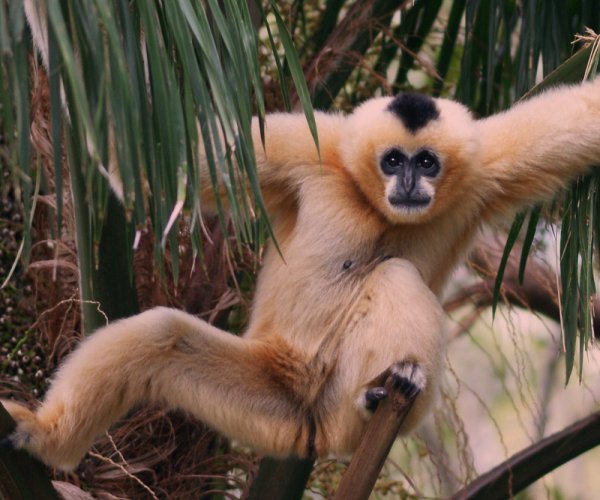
[399,168,416,194]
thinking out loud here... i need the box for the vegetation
[1,0,600,498]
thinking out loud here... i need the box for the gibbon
[3,78,600,471]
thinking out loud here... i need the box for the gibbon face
[341,93,480,224]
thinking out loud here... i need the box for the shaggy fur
[5,80,600,470]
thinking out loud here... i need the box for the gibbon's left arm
[198,112,343,212]
[477,79,600,219]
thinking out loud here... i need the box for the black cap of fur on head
[388,93,440,134]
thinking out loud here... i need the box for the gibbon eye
[414,150,440,177]
[380,149,406,175]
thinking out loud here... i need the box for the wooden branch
[447,238,600,336]
[245,456,313,500]
[451,410,600,500]
[333,376,416,500]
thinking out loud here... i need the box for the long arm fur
[478,80,600,218]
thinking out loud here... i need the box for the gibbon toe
[364,386,389,412]
[0,400,37,448]
[390,361,426,400]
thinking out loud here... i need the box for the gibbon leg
[322,258,446,455]
[1,307,320,470]
[2,260,446,468]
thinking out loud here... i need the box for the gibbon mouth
[388,196,431,209]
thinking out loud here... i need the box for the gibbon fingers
[3,67,600,470]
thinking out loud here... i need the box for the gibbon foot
[364,387,388,412]
[364,361,426,413]
[0,399,78,470]
[0,400,40,452]
[390,361,426,400]
[362,361,426,413]
[0,400,35,458]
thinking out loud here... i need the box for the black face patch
[387,93,439,133]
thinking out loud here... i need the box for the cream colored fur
[6,79,600,470]
[9,6,600,469]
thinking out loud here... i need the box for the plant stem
[246,455,314,500]
[334,376,416,500]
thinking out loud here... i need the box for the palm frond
[2,0,314,329]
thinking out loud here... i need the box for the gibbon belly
[313,258,447,455]
[245,252,446,456]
